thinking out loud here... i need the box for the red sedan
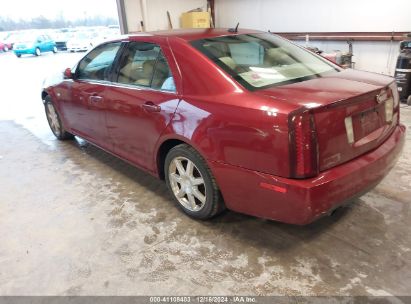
[0,41,11,52]
[41,29,405,225]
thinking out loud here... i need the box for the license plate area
[352,103,385,141]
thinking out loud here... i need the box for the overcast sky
[1,0,118,20]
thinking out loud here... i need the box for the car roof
[127,28,263,42]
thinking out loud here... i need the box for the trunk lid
[256,69,398,172]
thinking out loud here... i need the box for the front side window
[76,42,121,81]
[191,33,339,90]
[116,42,175,91]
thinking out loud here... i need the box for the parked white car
[66,32,95,52]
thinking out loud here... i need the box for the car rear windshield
[191,33,339,90]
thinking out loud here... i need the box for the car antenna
[228,22,239,33]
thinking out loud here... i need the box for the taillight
[385,97,394,122]
[389,82,399,109]
[289,110,319,178]
[388,83,400,124]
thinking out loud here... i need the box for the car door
[38,35,47,52]
[43,34,54,51]
[104,39,180,172]
[34,35,42,51]
[61,42,122,150]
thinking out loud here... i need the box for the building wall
[215,0,410,32]
[123,0,143,32]
[145,0,207,31]
[122,0,207,33]
[214,0,411,75]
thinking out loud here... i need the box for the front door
[104,40,180,172]
[43,34,54,52]
[62,42,122,150]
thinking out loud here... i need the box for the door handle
[89,95,103,103]
[142,101,161,112]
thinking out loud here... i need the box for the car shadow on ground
[60,136,365,248]
[11,123,408,295]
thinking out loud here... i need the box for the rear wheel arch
[156,137,210,180]
[156,138,188,180]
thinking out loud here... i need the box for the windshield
[191,33,339,90]
[15,33,37,43]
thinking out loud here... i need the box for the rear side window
[191,33,339,90]
[116,42,175,92]
[76,42,121,81]
[151,52,175,91]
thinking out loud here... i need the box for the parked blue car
[14,34,57,57]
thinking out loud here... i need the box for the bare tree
[0,15,118,31]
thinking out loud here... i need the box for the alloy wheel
[168,156,206,212]
[46,102,61,136]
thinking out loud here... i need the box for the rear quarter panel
[162,96,293,177]
[156,38,299,177]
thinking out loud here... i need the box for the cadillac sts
[41,29,405,225]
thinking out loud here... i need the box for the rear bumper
[210,124,406,225]
[55,42,67,50]
[67,47,88,52]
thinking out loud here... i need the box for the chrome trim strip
[395,68,411,73]
[75,79,177,95]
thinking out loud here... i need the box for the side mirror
[63,68,73,79]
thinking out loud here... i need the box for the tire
[52,46,57,53]
[35,47,41,56]
[44,95,74,140]
[16,54,21,58]
[3,45,8,52]
[165,144,225,219]
[407,95,411,106]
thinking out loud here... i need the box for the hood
[42,70,65,89]
[14,42,31,47]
